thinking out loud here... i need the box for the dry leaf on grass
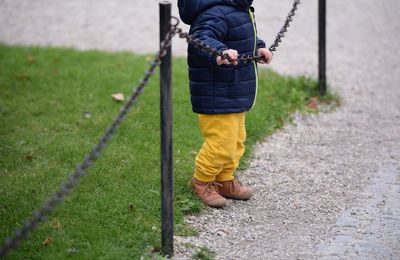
[306,97,319,110]
[53,221,61,230]
[27,55,35,64]
[42,236,52,246]
[111,93,125,101]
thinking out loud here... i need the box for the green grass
[0,44,334,259]
[192,247,216,260]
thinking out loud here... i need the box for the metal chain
[0,28,176,259]
[172,0,301,63]
[1,1,300,257]
[269,0,301,52]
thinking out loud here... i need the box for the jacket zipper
[248,8,258,110]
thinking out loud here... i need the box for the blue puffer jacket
[178,0,266,114]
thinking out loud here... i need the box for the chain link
[0,1,300,257]
[269,0,301,52]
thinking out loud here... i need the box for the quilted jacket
[178,0,266,114]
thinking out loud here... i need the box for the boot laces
[201,182,222,199]
[230,179,244,195]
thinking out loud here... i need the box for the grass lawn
[0,43,333,259]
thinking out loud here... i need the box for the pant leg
[194,113,244,182]
[215,113,246,182]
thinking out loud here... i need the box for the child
[178,0,273,208]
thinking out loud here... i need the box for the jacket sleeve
[190,8,229,59]
[257,37,266,49]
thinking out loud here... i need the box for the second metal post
[159,1,174,257]
[319,0,327,95]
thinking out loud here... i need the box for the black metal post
[319,0,327,95]
[159,1,174,257]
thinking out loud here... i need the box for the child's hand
[257,48,273,64]
[216,49,238,66]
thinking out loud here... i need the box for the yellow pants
[194,112,246,182]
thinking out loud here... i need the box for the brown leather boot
[190,178,227,208]
[218,179,253,200]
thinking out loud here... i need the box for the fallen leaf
[151,246,161,253]
[27,55,35,64]
[53,221,61,230]
[42,236,52,246]
[111,93,125,101]
[306,97,319,110]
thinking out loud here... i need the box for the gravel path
[1,0,399,259]
[175,1,400,259]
